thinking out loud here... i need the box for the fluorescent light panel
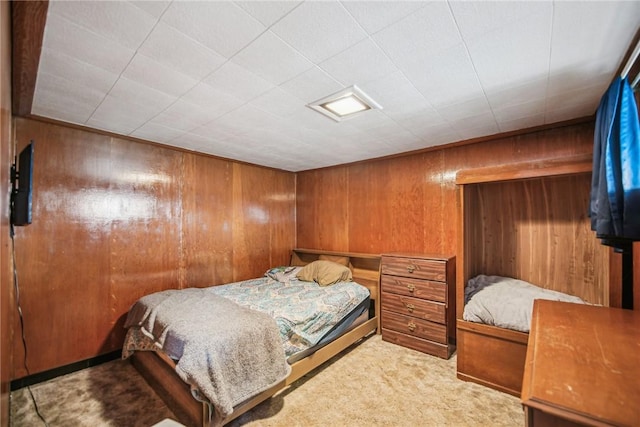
[307,85,381,122]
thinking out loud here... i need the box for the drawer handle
[407,322,416,332]
[407,283,415,293]
[405,303,415,313]
[406,264,416,273]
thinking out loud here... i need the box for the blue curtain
[590,76,640,249]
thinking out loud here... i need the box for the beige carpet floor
[12,335,524,426]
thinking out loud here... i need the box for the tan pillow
[318,254,350,267]
[296,260,353,286]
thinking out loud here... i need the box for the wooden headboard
[289,248,381,324]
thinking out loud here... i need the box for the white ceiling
[32,1,640,172]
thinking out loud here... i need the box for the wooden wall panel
[182,154,234,287]
[297,122,617,301]
[298,123,596,255]
[12,119,113,377]
[464,175,608,305]
[230,163,295,281]
[295,167,349,251]
[11,117,295,377]
[1,1,12,424]
[107,137,184,350]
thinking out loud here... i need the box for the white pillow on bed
[463,275,585,333]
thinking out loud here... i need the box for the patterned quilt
[207,277,370,357]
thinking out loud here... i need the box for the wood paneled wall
[11,117,295,377]
[1,1,13,424]
[297,121,620,304]
[297,122,597,257]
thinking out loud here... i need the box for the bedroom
[1,0,640,426]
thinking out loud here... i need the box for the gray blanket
[124,288,291,423]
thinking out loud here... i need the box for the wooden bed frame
[455,155,612,396]
[130,248,381,426]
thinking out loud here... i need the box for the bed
[455,155,612,396]
[123,248,381,426]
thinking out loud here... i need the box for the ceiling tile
[436,96,493,122]
[129,1,171,19]
[31,104,89,126]
[271,1,368,63]
[42,13,135,75]
[189,123,236,144]
[493,99,546,123]
[122,53,199,97]
[131,121,186,143]
[451,111,498,132]
[373,2,461,68]
[550,2,640,77]
[231,31,314,85]
[203,62,274,102]
[457,122,500,141]
[279,66,343,103]
[86,117,140,136]
[319,38,398,86]
[485,78,548,110]
[464,9,552,93]
[49,0,157,50]
[153,99,229,132]
[138,22,227,80]
[108,77,177,112]
[394,107,446,135]
[161,1,266,58]
[405,44,485,108]
[181,82,245,117]
[39,47,119,94]
[33,72,106,122]
[359,71,432,119]
[450,1,551,41]
[212,105,280,134]
[32,0,639,172]
[235,1,302,27]
[497,113,546,133]
[341,1,427,35]
[89,95,159,133]
[544,103,595,125]
[250,87,305,119]
[544,83,604,114]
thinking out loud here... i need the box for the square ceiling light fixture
[307,85,382,122]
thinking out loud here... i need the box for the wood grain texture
[11,117,295,377]
[295,167,349,251]
[456,320,528,396]
[11,1,48,117]
[12,119,113,377]
[522,301,640,426]
[297,122,600,270]
[463,174,608,304]
[182,153,234,287]
[1,1,13,424]
[107,137,184,350]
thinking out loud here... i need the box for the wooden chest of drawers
[380,254,456,359]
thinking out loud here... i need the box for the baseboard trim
[10,350,121,391]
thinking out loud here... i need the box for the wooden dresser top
[522,300,640,426]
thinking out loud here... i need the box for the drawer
[381,310,447,343]
[381,275,446,302]
[381,292,445,323]
[382,328,450,359]
[381,256,446,281]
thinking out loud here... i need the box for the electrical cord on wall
[10,223,49,427]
